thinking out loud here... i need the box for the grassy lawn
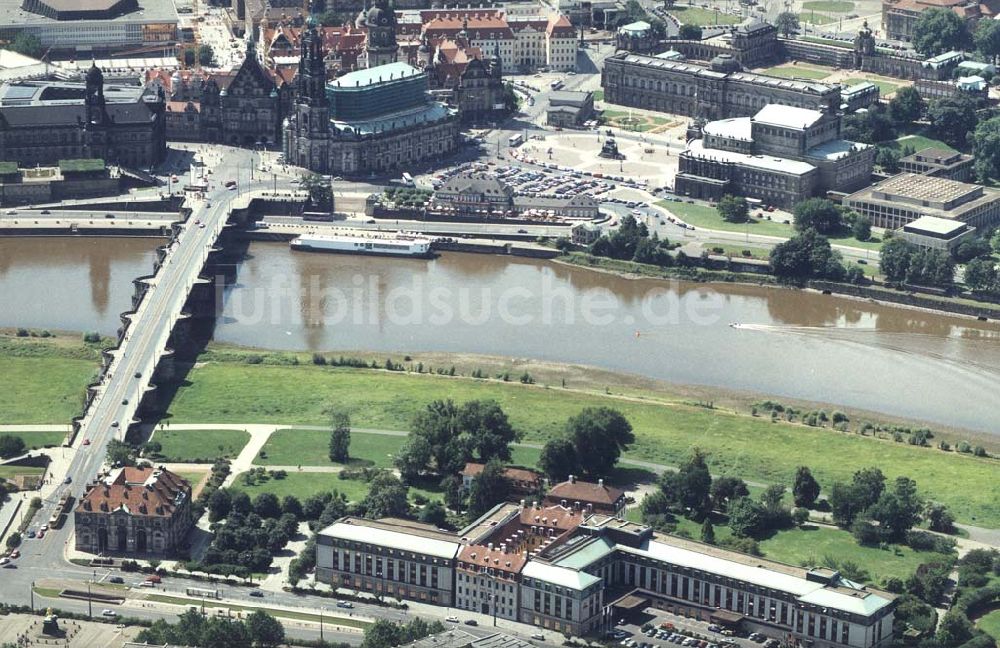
[801,0,853,11]
[149,428,250,463]
[230,471,365,501]
[176,471,208,487]
[977,609,1000,640]
[594,90,605,102]
[800,36,851,49]
[257,429,404,468]
[760,65,832,80]
[657,200,797,237]
[166,360,1000,528]
[888,134,957,154]
[1,430,65,450]
[670,6,741,25]
[801,12,839,24]
[602,110,672,133]
[758,525,954,584]
[0,465,45,479]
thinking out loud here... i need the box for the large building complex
[0,65,166,168]
[675,104,873,208]
[0,0,177,53]
[601,52,841,121]
[843,173,1000,230]
[317,495,896,643]
[880,0,994,42]
[283,18,459,175]
[74,466,192,555]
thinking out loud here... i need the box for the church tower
[85,62,107,126]
[289,14,332,172]
[364,0,398,68]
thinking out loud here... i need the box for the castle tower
[364,0,398,68]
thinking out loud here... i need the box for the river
[2,238,999,433]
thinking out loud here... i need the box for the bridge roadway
[30,150,300,554]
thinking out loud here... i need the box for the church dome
[366,3,393,27]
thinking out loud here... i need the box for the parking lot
[611,608,778,648]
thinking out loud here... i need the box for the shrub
[245,354,264,364]
[15,328,28,337]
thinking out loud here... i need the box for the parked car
[101,609,117,617]
[249,590,264,598]
[445,616,459,623]
[145,574,162,584]
[531,633,545,641]
[336,601,353,608]
[464,620,478,626]
[64,476,72,484]
[109,576,124,584]
[82,439,91,446]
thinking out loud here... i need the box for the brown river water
[2,238,999,433]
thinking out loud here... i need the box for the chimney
[488,542,494,551]
[569,474,576,483]
[520,498,526,509]
[501,543,507,553]
[561,499,566,507]
[598,478,604,487]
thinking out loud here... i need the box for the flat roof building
[0,0,177,52]
[843,173,1000,230]
[898,215,977,250]
[898,147,974,182]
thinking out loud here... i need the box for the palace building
[0,64,166,168]
[601,52,841,121]
[74,466,192,556]
[317,495,896,643]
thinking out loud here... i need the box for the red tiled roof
[458,543,528,574]
[518,504,585,531]
[461,462,541,485]
[546,478,625,506]
[76,466,189,518]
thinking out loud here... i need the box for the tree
[964,257,998,292]
[759,484,790,529]
[852,467,887,510]
[793,198,842,234]
[912,8,971,57]
[925,503,956,533]
[106,439,136,466]
[888,86,925,124]
[792,466,821,508]
[851,215,873,242]
[362,619,404,648]
[253,493,281,519]
[300,173,333,210]
[678,24,702,40]
[976,18,1000,64]
[717,194,749,223]
[875,147,901,173]
[328,410,351,463]
[775,11,799,37]
[710,476,749,512]
[419,500,448,527]
[208,488,232,522]
[467,459,512,518]
[972,115,1000,181]
[564,407,635,478]
[701,519,716,544]
[829,482,864,527]
[281,495,302,518]
[245,610,285,648]
[675,448,712,517]
[5,532,21,550]
[880,237,915,283]
[928,95,979,149]
[728,496,764,538]
[0,435,26,459]
[538,437,579,481]
[842,104,895,144]
[770,229,846,281]
[457,399,520,463]
[395,434,432,483]
[183,48,196,67]
[197,44,214,67]
[231,491,253,515]
[360,473,410,519]
[953,237,993,263]
[937,610,974,646]
[872,476,923,541]
[10,32,43,58]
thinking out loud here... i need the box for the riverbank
[557,253,1000,322]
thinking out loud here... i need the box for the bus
[508,133,524,147]
[402,172,414,186]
